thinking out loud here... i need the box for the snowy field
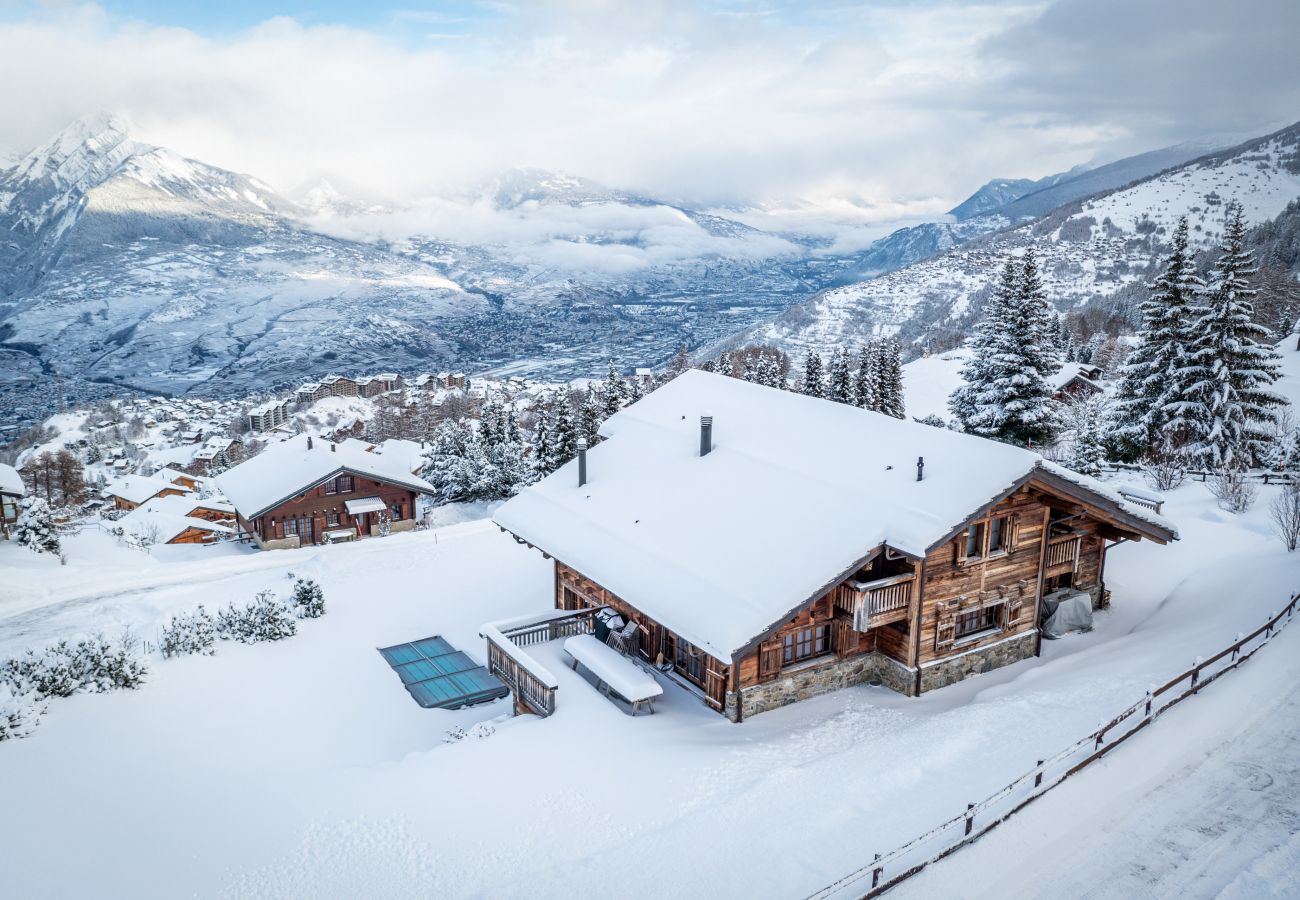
[0,472,1296,898]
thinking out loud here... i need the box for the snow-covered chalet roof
[107,474,193,505]
[0,463,24,497]
[493,369,1176,662]
[118,495,234,542]
[214,434,434,519]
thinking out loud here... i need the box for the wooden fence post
[1190,657,1202,692]
[871,854,882,890]
[1144,689,1154,721]
[1034,759,1044,789]
[965,803,975,836]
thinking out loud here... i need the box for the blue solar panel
[378,636,508,710]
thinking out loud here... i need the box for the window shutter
[1007,515,1019,550]
[935,620,955,650]
[1005,599,1023,626]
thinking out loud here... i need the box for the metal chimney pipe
[700,414,713,457]
[916,456,924,482]
[307,436,313,450]
[577,438,588,487]
[331,442,336,452]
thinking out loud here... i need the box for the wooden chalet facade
[214,434,434,551]
[494,370,1176,721]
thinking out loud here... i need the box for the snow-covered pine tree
[826,347,852,404]
[801,351,826,398]
[15,497,60,556]
[758,353,783,389]
[548,395,580,471]
[853,344,874,409]
[579,386,604,445]
[876,339,906,419]
[718,352,735,379]
[1066,396,1107,477]
[741,354,759,383]
[949,258,1061,446]
[1018,248,1060,378]
[291,579,326,619]
[531,403,554,475]
[1178,202,1285,468]
[602,361,627,418]
[1110,216,1201,460]
[478,400,503,448]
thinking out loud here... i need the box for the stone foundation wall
[918,631,1037,693]
[725,652,919,722]
[255,534,302,551]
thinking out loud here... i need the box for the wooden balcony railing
[834,573,915,631]
[1046,533,1081,571]
[480,607,604,717]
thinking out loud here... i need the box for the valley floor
[0,482,1295,899]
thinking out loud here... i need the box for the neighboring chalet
[0,463,24,540]
[117,495,235,545]
[105,474,193,511]
[493,371,1176,721]
[156,467,202,491]
[215,434,434,550]
[1050,363,1104,402]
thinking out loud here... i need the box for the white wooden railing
[1046,534,1081,570]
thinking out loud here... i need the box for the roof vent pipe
[700,413,713,457]
[577,438,588,487]
[307,436,313,450]
[916,456,925,482]
[331,443,336,452]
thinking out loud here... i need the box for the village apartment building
[215,434,434,550]
[493,370,1176,721]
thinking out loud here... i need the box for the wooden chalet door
[355,513,367,535]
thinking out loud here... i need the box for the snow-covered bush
[1208,467,1257,514]
[15,496,61,555]
[1270,482,1300,551]
[914,414,947,429]
[0,633,148,700]
[1143,443,1188,492]
[291,579,326,619]
[0,683,44,742]
[216,591,297,644]
[160,606,218,658]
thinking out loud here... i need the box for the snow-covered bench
[563,634,663,716]
[1115,483,1164,514]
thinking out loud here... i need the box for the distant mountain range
[0,112,1287,421]
[738,122,1300,360]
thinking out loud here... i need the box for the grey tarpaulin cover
[1041,589,1093,639]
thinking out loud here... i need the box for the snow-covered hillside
[747,123,1300,359]
[0,468,1294,898]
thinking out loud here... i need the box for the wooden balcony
[833,573,914,631]
[1046,533,1081,572]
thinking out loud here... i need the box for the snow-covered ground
[892,618,1300,900]
[0,466,1295,897]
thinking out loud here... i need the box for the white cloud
[0,0,1294,213]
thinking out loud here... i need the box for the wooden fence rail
[1098,463,1297,486]
[482,607,605,716]
[805,589,1300,900]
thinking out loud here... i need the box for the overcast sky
[1,0,1296,216]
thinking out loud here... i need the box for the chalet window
[955,605,1000,639]
[391,502,402,520]
[325,479,338,495]
[782,624,833,665]
[988,516,1008,554]
[965,523,985,559]
[336,475,353,494]
[326,509,340,527]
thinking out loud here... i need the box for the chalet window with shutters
[782,624,833,665]
[674,638,707,687]
[960,515,1015,563]
[955,605,1001,639]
